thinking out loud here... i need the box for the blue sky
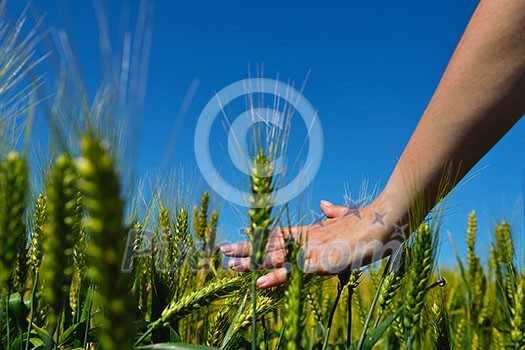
[13,0,525,266]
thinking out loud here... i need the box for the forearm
[377,0,525,228]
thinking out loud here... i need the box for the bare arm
[224,0,525,288]
[377,0,525,225]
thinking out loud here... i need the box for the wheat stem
[25,269,39,350]
[322,276,345,350]
[246,148,275,349]
[283,244,305,349]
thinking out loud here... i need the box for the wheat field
[0,3,524,350]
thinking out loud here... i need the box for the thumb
[320,200,348,219]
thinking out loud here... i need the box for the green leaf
[137,344,219,350]
[58,317,98,346]
[29,323,49,342]
[447,232,468,289]
[168,324,182,343]
[275,324,286,350]
[22,323,56,348]
[81,284,94,320]
[349,308,402,350]
[220,293,248,349]
[9,333,45,349]
[8,292,28,331]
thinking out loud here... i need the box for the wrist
[368,190,410,238]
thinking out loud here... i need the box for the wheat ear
[403,223,435,339]
[0,151,29,293]
[41,154,79,331]
[77,135,135,349]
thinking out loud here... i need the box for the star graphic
[343,195,364,220]
[370,209,389,227]
[343,207,362,220]
[391,223,409,240]
[310,209,326,227]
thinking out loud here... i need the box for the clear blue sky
[12,0,525,266]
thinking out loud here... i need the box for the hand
[221,199,403,288]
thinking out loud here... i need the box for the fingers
[256,268,288,288]
[320,200,348,219]
[223,224,313,289]
[222,224,306,259]
[228,249,286,272]
[228,257,251,272]
[220,241,251,257]
[265,229,287,252]
[221,228,287,257]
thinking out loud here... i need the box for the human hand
[221,199,404,288]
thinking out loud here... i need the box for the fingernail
[320,200,333,206]
[228,259,235,268]
[256,275,269,288]
[221,244,233,254]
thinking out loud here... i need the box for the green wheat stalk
[344,269,362,346]
[403,223,436,344]
[206,211,219,258]
[0,151,28,349]
[220,288,284,350]
[28,193,47,276]
[306,280,327,325]
[77,134,135,349]
[465,211,486,328]
[453,317,466,350]
[26,192,47,350]
[160,275,245,323]
[41,154,78,336]
[135,274,246,346]
[376,248,406,333]
[247,148,275,349]
[195,192,210,242]
[0,151,29,294]
[510,276,525,348]
[283,239,305,349]
[174,208,191,301]
[72,190,87,324]
[431,293,451,350]
[206,296,241,347]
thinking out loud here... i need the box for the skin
[221,0,525,288]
